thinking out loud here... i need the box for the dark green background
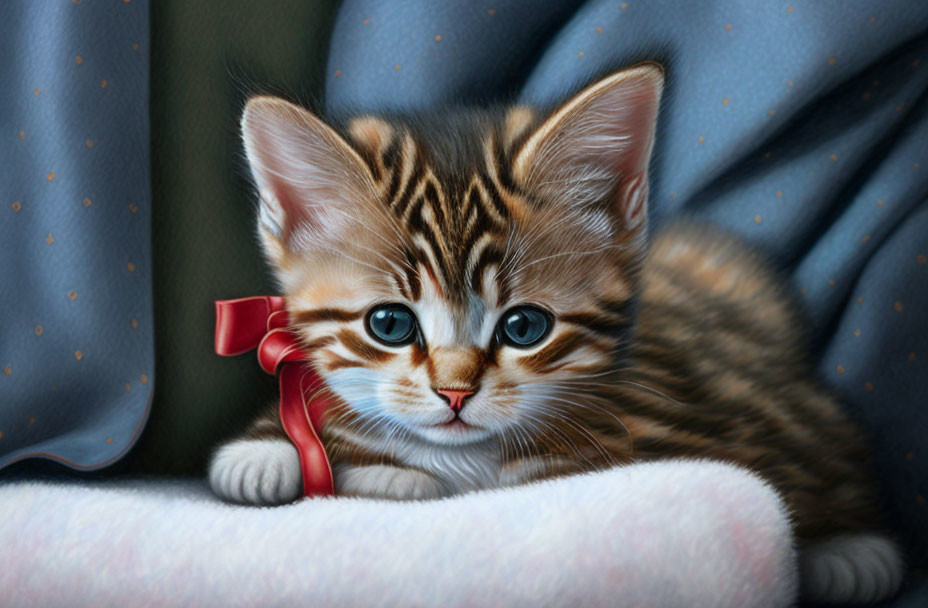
[127,1,339,475]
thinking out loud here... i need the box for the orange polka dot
[394,64,401,72]
[28,417,35,425]
[578,51,585,58]
[68,290,78,300]
[133,43,139,51]
[362,18,370,24]
[698,136,705,143]
[787,80,793,87]
[828,279,835,286]
[487,9,495,15]
[101,79,108,88]
[764,152,771,159]
[35,325,43,336]
[909,352,917,361]
[917,496,926,506]
[0,431,3,439]
[125,383,131,391]
[915,163,920,169]
[894,301,903,312]
[2,367,10,376]
[434,34,442,42]
[620,3,628,9]
[877,199,884,206]
[106,437,114,444]
[897,105,904,112]
[861,234,870,243]
[754,215,762,224]
[34,88,40,95]
[786,6,793,13]
[86,139,93,147]
[333,70,341,77]
[830,154,837,161]
[768,109,776,116]
[776,190,782,198]
[914,59,921,67]
[864,381,874,391]
[725,24,732,31]
[722,97,729,106]
[800,288,807,295]
[596,26,603,34]
[828,57,836,66]
[18,130,25,139]
[857,296,863,303]
[836,365,845,374]
[74,350,83,360]
[906,451,915,461]
[83,197,92,207]
[131,318,139,328]
[853,329,861,337]
[127,262,136,272]
[140,374,148,384]
[48,172,55,181]
[917,254,926,264]
[129,204,138,213]
[75,56,83,65]
[46,233,54,245]
[12,201,21,212]
[869,17,876,23]
[862,92,870,101]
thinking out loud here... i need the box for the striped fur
[213,64,900,603]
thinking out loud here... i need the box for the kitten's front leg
[333,464,448,500]
[209,404,302,506]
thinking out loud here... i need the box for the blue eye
[499,306,552,348]
[366,304,417,345]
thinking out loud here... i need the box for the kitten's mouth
[438,419,472,430]
[415,416,491,445]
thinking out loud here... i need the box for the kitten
[209,64,903,604]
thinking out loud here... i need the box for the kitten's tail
[799,533,904,604]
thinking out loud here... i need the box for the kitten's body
[210,65,903,603]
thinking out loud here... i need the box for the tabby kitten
[209,64,903,604]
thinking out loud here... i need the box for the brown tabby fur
[237,65,884,545]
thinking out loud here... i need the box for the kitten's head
[242,64,662,448]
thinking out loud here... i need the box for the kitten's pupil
[514,315,528,338]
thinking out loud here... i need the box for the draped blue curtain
[0,1,152,470]
[325,0,928,572]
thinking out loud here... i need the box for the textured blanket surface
[0,460,795,608]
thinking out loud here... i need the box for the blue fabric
[0,1,152,470]
[325,0,928,579]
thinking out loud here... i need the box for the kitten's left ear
[513,63,663,232]
[241,96,378,259]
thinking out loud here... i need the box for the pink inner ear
[619,172,649,229]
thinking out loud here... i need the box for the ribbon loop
[214,296,335,498]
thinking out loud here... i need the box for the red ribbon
[214,296,335,498]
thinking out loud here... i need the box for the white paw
[334,464,447,500]
[800,533,904,604]
[208,439,302,505]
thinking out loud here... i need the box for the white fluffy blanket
[0,460,796,607]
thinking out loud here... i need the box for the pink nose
[435,389,475,412]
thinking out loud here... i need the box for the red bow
[214,296,335,498]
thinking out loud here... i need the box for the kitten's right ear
[241,97,376,258]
